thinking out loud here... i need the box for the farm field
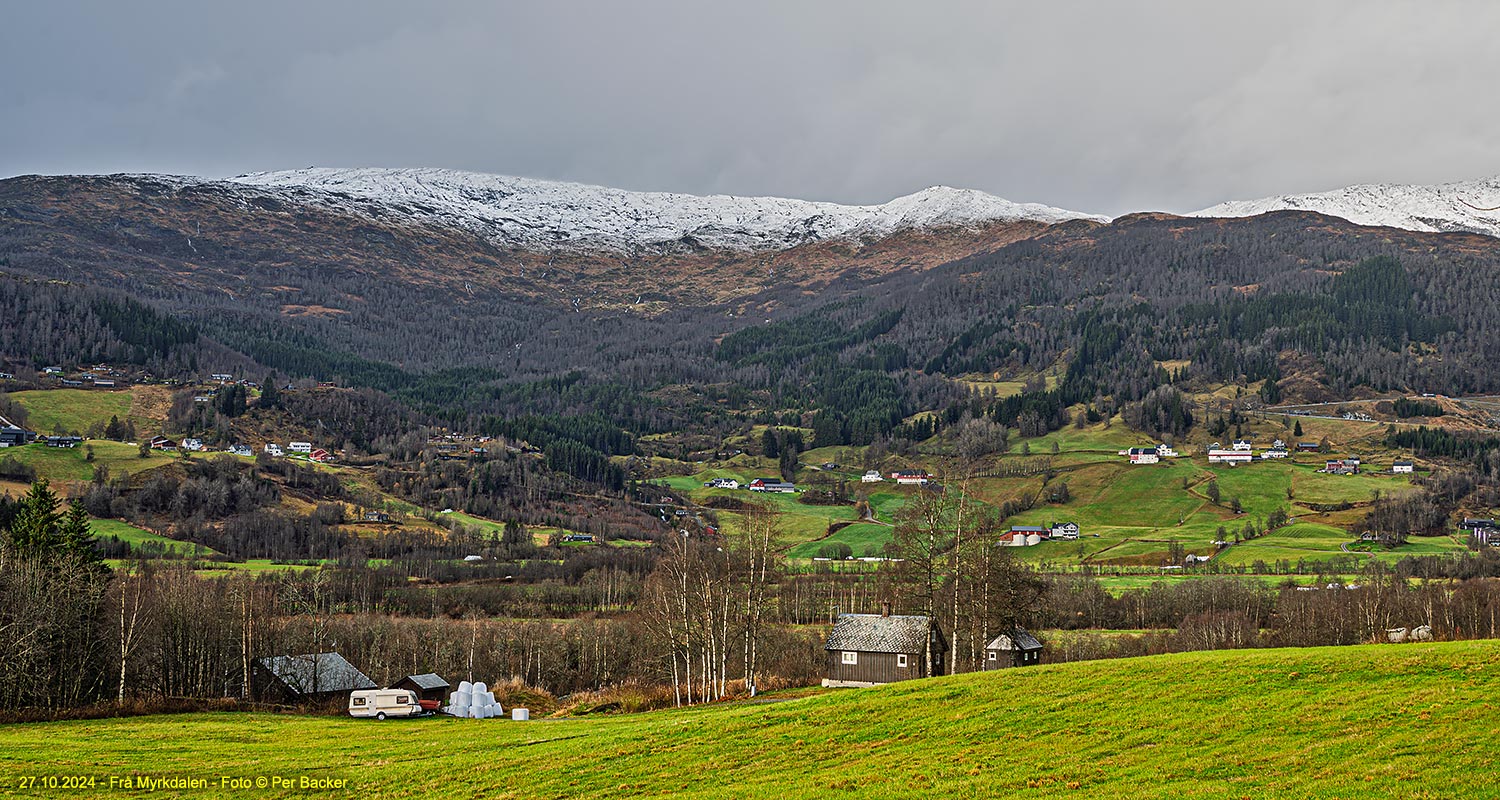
[1003,457,1421,567]
[785,522,892,559]
[91,518,219,558]
[8,388,162,437]
[0,440,178,485]
[103,558,330,574]
[4,641,1499,798]
[658,415,1436,574]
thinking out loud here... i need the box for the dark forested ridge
[7,175,1500,459]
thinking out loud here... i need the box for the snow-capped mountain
[231,167,1108,252]
[1190,177,1500,238]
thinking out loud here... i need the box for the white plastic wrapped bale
[511,708,529,721]
[457,680,474,694]
[473,681,487,695]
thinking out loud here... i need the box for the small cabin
[822,607,946,688]
[983,628,1043,669]
[390,673,450,702]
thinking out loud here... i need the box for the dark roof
[255,652,375,695]
[1011,526,1047,533]
[824,613,934,654]
[396,673,450,690]
[985,628,1043,652]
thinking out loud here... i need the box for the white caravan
[348,689,422,720]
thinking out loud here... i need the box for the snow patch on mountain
[230,167,1108,252]
[1190,177,1500,239]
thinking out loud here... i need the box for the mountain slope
[7,641,1499,798]
[1191,176,1500,238]
[232,167,1110,252]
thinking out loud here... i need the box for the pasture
[4,641,1499,798]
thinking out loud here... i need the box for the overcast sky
[3,2,1499,215]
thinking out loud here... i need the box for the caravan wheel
[376,712,386,721]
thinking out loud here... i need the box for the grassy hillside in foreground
[4,641,1499,798]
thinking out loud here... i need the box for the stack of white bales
[443,680,504,719]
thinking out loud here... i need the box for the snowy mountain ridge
[230,167,1110,253]
[1190,176,1500,238]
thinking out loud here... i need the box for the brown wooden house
[982,628,1043,669]
[822,606,946,687]
[390,673,450,702]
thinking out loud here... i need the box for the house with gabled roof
[822,605,946,687]
[983,628,1043,669]
[251,652,375,703]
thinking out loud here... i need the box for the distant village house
[982,628,1043,669]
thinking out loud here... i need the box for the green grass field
[784,522,893,558]
[9,389,137,435]
[4,641,1498,798]
[0,440,177,485]
[91,518,219,557]
[651,414,1439,579]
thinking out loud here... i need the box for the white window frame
[988,651,997,661]
[897,654,909,668]
[841,651,858,665]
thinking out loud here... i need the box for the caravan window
[395,695,408,704]
[352,697,367,706]
[841,651,858,665]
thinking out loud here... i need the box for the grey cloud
[2,1,1498,216]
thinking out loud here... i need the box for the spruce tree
[58,498,101,564]
[10,479,62,552]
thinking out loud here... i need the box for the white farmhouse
[288,441,313,454]
[1208,449,1253,465]
[861,470,885,483]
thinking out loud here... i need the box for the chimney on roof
[880,600,891,617]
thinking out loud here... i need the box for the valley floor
[3,641,1497,798]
